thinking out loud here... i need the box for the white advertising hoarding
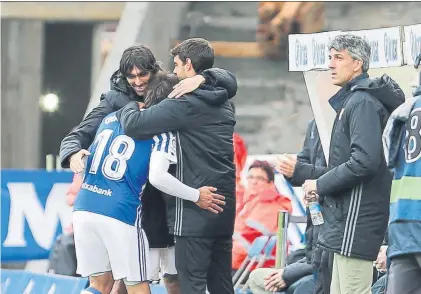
[403,24,421,65]
[289,31,342,72]
[347,26,403,68]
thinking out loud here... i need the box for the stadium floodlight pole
[275,210,289,269]
[84,2,150,117]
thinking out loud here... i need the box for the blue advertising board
[1,170,73,262]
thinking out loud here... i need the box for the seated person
[371,231,388,294]
[233,160,292,273]
[248,119,326,294]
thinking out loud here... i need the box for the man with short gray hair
[302,34,405,293]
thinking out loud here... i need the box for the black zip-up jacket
[280,120,327,287]
[316,73,405,261]
[116,84,236,237]
[291,119,326,262]
[59,68,237,167]
[59,68,237,246]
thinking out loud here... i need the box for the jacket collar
[329,73,369,113]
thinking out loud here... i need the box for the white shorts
[73,211,150,282]
[149,247,177,281]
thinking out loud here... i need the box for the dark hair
[119,44,162,77]
[144,72,179,108]
[170,38,214,73]
[249,160,275,182]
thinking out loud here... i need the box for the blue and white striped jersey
[73,112,176,226]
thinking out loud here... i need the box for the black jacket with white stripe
[117,73,237,238]
[316,73,405,261]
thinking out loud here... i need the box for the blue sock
[82,287,102,294]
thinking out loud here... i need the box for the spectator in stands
[233,160,292,276]
[382,85,421,294]
[302,34,405,294]
[371,231,388,294]
[277,119,331,294]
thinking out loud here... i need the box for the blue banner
[1,170,73,262]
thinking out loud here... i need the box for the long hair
[144,72,179,108]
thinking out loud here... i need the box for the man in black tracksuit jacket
[59,44,237,294]
[284,119,332,294]
[303,41,405,294]
[288,120,332,294]
[117,38,236,294]
[303,35,405,294]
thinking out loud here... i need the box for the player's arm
[170,68,237,99]
[148,133,225,214]
[148,151,199,202]
[60,96,113,168]
[117,97,195,140]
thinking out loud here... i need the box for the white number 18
[89,129,135,180]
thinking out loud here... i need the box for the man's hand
[137,102,145,109]
[275,153,298,178]
[195,186,226,214]
[168,75,205,98]
[263,269,286,292]
[374,245,388,273]
[303,179,318,196]
[69,149,90,173]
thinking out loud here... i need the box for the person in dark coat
[303,34,405,294]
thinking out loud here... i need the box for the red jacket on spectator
[233,185,292,270]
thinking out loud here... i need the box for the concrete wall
[135,2,190,71]
[1,20,44,168]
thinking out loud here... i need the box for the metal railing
[275,210,307,269]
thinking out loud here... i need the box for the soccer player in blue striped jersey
[73,73,225,294]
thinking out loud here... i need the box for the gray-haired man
[302,34,405,293]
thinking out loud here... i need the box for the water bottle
[308,192,324,225]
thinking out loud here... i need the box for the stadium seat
[235,288,253,294]
[1,270,32,294]
[233,235,270,288]
[263,235,277,257]
[150,284,168,294]
[1,269,88,294]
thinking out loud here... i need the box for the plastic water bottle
[308,192,324,225]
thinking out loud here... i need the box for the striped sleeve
[152,132,177,164]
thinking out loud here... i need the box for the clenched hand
[302,179,318,195]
